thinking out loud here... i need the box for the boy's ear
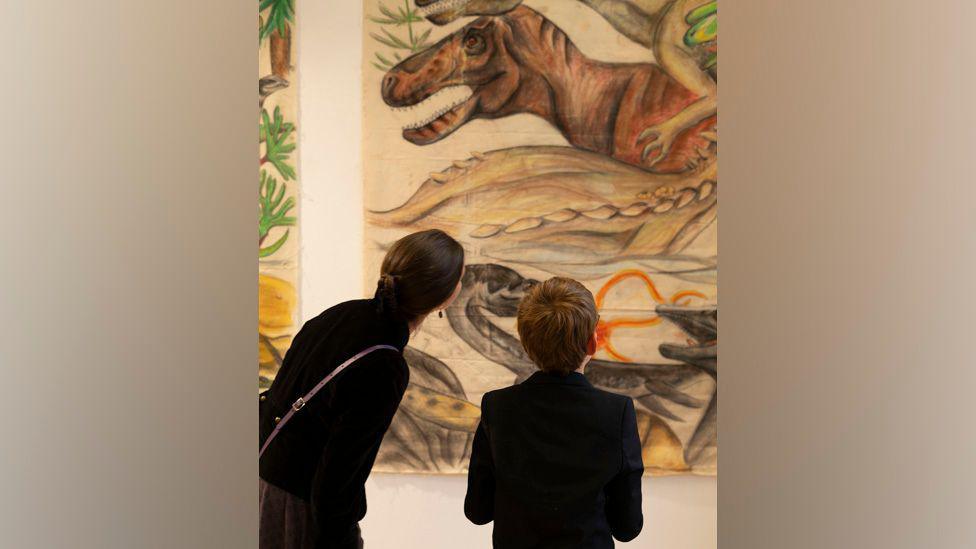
[586,332,597,356]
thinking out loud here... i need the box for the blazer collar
[523,371,591,387]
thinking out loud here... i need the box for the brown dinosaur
[381,5,716,173]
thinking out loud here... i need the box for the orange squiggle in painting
[594,270,706,362]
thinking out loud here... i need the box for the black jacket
[259,297,410,548]
[465,371,644,548]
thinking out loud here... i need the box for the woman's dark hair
[375,229,464,323]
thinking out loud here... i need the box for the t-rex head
[381,10,542,145]
[415,0,522,25]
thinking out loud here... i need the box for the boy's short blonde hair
[517,277,599,375]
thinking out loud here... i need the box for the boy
[464,277,644,548]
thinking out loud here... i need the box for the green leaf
[378,3,399,20]
[370,32,403,50]
[684,14,717,47]
[259,170,297,259]
[686,1,717,25]
[703,52,717,70]
[414,28,432,49]
[259,0,294,41]
[259,230,290,257]
[260,107,298,181]
[381,28,411,50]
[369,15,400,25]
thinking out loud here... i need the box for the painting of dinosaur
[381,5,716,173]
[413,0,717,164]
[376,264,716,473]
[362,0,717,475]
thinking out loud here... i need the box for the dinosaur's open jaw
[656,305,716,344]
[391,85,476,145]
[656,304,717,371]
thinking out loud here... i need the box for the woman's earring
[438,310,443,318]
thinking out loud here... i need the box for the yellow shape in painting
[401,385,481,433]
[636,409,689,473]
[259,274,296,385]
[259,274,296,339]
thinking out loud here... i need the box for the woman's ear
[586,332,597,356]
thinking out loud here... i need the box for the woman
[259,229,465,549]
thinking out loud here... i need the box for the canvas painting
[259,0,300,391]
[364,0,717,475]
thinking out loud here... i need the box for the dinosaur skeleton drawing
[363,0,718,475]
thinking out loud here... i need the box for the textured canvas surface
[364,0,717,475]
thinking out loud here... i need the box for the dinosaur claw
[641,143,657,162]
[643,142,669,167]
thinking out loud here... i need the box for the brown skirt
[258,479,364,549]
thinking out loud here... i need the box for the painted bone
[368,146,717,274]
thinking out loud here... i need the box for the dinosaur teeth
[505,217,544,233]
[543,209,578,223]
[653,201,674,214]
[453,160,471,169]
[396,85,474,130]
[698,180,715,201]
[429,171,450,183]
[676,189,696,208]
[471,151,486,160]
[470,224,503,238]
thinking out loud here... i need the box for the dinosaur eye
[463,32,486,55]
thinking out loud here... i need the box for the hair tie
[376,273,399,316]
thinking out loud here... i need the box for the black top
[259,297,410,548]
[465,371,644,548]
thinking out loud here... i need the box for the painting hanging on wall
[258,0,300,391]
[363,0,717,475]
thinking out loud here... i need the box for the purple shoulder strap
[259,344,398,459]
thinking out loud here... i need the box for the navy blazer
[465,371,644,548]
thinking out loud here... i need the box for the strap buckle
[292,397,306,411]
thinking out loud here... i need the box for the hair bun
[376,273,400,316]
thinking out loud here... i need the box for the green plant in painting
[259,0,294,42]
[260,106,296,181]
[369,0,433,70]
[259,170,296,258]
[684,1,717,70]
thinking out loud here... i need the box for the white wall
[298,2,716,547]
